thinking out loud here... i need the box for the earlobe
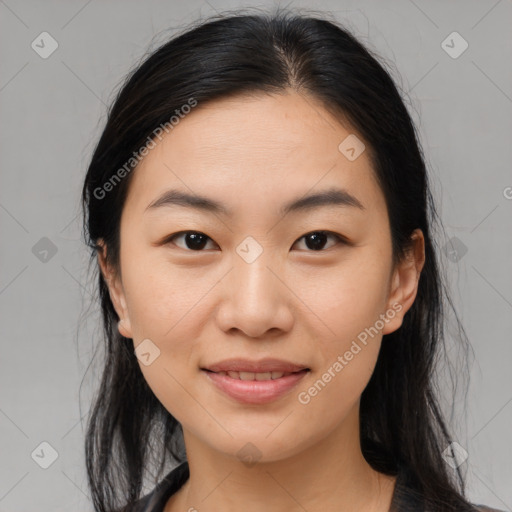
[117,318,132,338]
[382,275,404,335]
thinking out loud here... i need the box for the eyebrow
[145,187,365,217]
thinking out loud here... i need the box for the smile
[202,369,310,404]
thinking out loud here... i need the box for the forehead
[124,91,384,219]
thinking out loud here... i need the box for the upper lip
[202,358,310,373]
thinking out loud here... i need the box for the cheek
[121,255,205,402]
[297,252,390,393]
[295,331,382,436]
[122,254,203,340]
[300,252,391,342]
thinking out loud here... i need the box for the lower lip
[202,369,309,404]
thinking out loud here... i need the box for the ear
[382,229,426,335]
[96,239,133,339]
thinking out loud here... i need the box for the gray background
[1,0,511,510]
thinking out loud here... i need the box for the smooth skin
[98,89,425,512]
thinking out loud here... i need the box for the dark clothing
[125,461,504,512]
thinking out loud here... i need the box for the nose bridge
[232,244,282,310]
[216,238,292,337]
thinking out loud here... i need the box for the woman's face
[100,90,424,463]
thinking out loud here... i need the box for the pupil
[187,232,207,250]
[306,232,327,251]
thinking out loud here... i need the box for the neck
[165,405,397,512]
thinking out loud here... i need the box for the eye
[164,230,345,252]
[292,231,344,252]
[165,231,218,251]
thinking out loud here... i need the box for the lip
[202,358,310,373]
[202,368,310,404]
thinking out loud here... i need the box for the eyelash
[162,230,347,252]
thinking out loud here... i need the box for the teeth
[255,372,272,381]
[219,370,291,380]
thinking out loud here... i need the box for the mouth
[201,358,310,375]
[201,368,310,380]
[201,367,311,404]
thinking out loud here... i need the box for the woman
[81,8,504,512]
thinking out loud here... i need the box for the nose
[215,255,294,339]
